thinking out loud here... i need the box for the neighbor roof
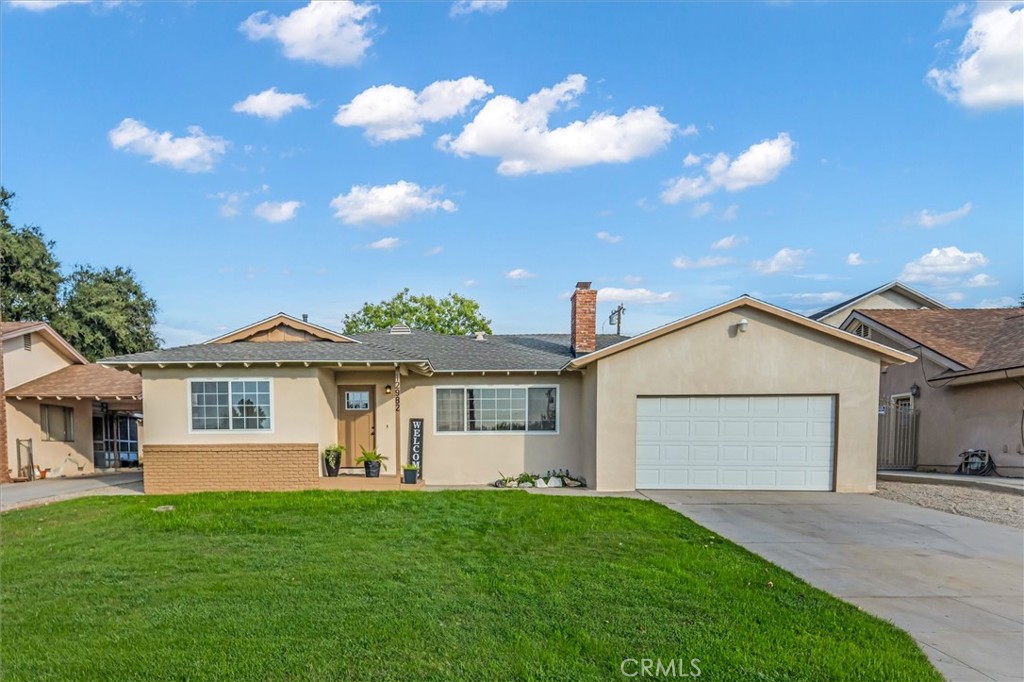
[853,308,1024,374]
[1,320,88,364]
[809,281,947,321]
[205,312,356,344]
[6,364,141,399]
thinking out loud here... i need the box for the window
[190,379,271,431]
[345,391,370,411]
[41,404,74,442]
[435,386,558,433]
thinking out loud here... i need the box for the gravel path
[874,481,1024,529]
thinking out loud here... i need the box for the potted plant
[322,444,345,477]
[402,464,419,485]
[356,447,388,478]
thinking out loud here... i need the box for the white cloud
[254,200,302,223]
[913,201,972,227]
[671,255,732,269]
[108,118,226,173]
[941,3,970,30]
[926,2,1023,109]
[899,245,988,286]
[367,237,401,250]
[785,291,848,305]
[683,152,707,167]
[233,87,312,120]
[690,202,713,218]
[661,133,795,204]
[330,181,456,226]
[623,275,644,285]
[978,296,1017,308]
[334,77,492,142]
[596,231,622,243]
[425,246,444,256]
[239,1,377,67]
[966,272,998,287]
[210,191,247,218]
[439,74,677,175]
[597,287,675,304]
[946,291,966,303]
[463,279,477,287]
[752,247,810,275]
[450,0,508,17]
[846,252,866,266]
[719,204,738,221]
[506,268,537,280]
[7,0,123,10]
[712,234,747,250]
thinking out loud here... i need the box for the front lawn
[0,491,939,681]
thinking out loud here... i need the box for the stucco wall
[4,332,76,389]
[880,357,1024,476]
[591,306,884,492]
[5,399,94,477]
[818,290,931,327]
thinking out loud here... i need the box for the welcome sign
[409,418,424,479]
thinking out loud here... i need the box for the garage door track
[643,490,1024,682]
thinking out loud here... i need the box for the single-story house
[810,281,947,327]
[100,282,913,494]
[3,321,143,479]
[841,307,1024,477]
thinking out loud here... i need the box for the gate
[16,438,35,480]
[877,399,918,470]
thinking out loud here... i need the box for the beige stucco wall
[818,290,931,327]
[591,306,884,492]
[5,399,94,477]
[880,355,1024,476]
[3,332,77,389]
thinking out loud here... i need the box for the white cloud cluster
[597,287,675,304]
[978,296,1017,308]
[108,118,226,173]
[239,1,377,67]
[450,0,508,17]
[596,231,622,243]
[506,268,536,280]
[913,201,972,227]
[233,87,312,120]
[712,234,747,250]
[927,2,1023,109]
[439,74,678,175]
[671,255,732,269]
[965,273,998,287]
[334,77,493,142]
[899,245,988,286]
[368,237,401,250]
[752,247,809,275]
[662,133,794,204]
[254,200,302,223]
[786,291,848,306]
[330,181,456,226]
[7,0,122,10]
[846,252,866,266]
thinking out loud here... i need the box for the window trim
[186,377,275,434]
[41,403,75,442]
[432,384,560,436]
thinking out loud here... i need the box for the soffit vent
[389,325,412,335]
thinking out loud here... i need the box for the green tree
[0,188,61,322]
[53,266,161,361]
[343,288,492,336]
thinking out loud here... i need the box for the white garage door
[636,396,835,491]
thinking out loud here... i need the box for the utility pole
[608,304,626,336]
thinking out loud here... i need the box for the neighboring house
[100,282,913,494]
[3,321,142,479]
[810,281,947,327]
[841,308,1024,477]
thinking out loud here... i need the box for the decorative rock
[494,479,506,488]
[508,480,519,488]
[152,505,175,512]
[548,477,563,488]
[564,479,582,488]
[535,478,547,488]
[520,481,533,488]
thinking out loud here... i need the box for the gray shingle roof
[100,341,425,365]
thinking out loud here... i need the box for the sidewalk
[0,472,143,512]
[878,470,1024,496]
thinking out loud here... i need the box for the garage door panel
[636,395,834,491]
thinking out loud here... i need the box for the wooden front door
[338,386,375,467]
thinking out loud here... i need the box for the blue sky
[2,0,1021,345]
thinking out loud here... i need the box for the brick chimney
[570,281,597,356]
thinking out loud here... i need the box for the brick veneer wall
[143,443,320,494]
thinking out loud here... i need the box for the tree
[343,288,492,336]
[0,188,61,322]
[53,266,161,361]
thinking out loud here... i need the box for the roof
[809,281,947,321]
[99,331,628,373]
[6,364,141,399]
[1,321,40,337]
[568,296,917,369]
[853,308,1024,374]
[1,320,88,364]
[206,312,356,344]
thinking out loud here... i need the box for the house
[841,308,1024,477]
[3,321,143,479]
[99,282,913,494]
[810,281,947,327]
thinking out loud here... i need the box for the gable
[3,326,88,389]
[206,313,355,344]
[812,282,946,326]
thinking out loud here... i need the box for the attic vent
[24,334,32,351]
[853,323,871,339]
[389,325,412,335]
[474,331,486,341]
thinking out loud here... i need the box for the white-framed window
[434,385,559,434]
[41,404,74,442]
[189,379,272,432]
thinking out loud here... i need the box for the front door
[338,386,375,467]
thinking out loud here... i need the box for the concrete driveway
[0,472,143,512]
[642,490,1024,682]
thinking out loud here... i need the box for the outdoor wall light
[910,383,920,398]
[737,318,749,333]
[384,385,392,395]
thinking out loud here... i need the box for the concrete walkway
[643,490,1024,682]
[879,471,1024,495]
[0,472,143,512]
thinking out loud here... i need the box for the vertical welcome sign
[408,418,424,479]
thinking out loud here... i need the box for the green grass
[0,491,939,681]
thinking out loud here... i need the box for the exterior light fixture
[384,385,392,395]
[737,318,749,333]
[910,383,920,398]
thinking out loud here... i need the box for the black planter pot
[364,461,382,478]
[403,468,418,484]
[324,460,340,477]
